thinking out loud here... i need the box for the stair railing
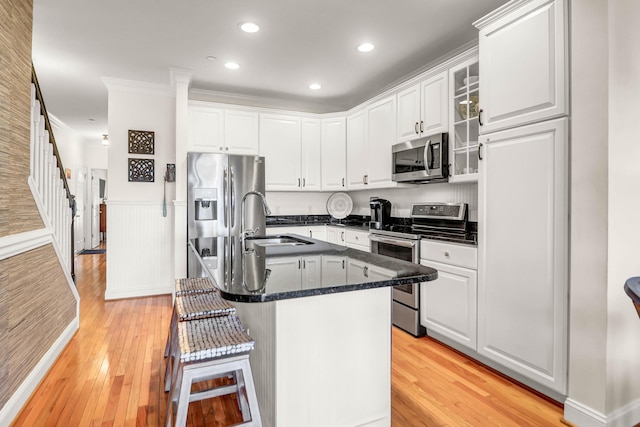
[30,66,75,282]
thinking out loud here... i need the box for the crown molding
[102,77,173,97]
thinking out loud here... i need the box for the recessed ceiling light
[357,43,375,53]
[225,62,240,70]
[239,22,260,33]
[309,83,322,90]
[206,55,217,61]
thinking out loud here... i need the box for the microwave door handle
[369,234,418,249]
[423,139,432,175]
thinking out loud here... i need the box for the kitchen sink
[245,235,313,247]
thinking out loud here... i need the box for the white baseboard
[565,397,640,427]
[0,318,79,427]
[104,285,172,300]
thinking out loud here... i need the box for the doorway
[88,168,107,249]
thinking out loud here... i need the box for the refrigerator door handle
[223,167,229,227]
[230,167,236,228]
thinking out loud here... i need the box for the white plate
[463,76,479,86]
[326,192,353,219]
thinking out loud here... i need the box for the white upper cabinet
[260,113,302,191]
[224,109,259,155]
[366,95,397,188]
[475,0,568,134]
[346,110,367,190]
[321,117,346,191]
[397,71,448,143]
[301,118,322,191]
[188,104,224,152]
[449,57,480,183]
[188,102,259,154]
[345,95,397,190]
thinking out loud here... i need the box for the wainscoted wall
[105,201,175,299]
[0,0,79,424]
[265,183,478,221]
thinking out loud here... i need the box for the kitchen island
[189,235,437,427]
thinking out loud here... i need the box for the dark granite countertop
[266,214,371,231]
[189,235,438,303]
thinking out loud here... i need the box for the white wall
[50,115,84,196]
[84,139,108,170]
[606,0,640,420]
[103,78,176,299]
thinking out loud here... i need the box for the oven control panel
[411,203,466,220]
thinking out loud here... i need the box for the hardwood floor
[12,247,566,426]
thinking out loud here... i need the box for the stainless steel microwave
[391,133,449,183]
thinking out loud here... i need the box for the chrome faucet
[241,191,271,242]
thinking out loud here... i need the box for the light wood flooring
[12,246,567,426]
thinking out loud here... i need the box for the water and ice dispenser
[193,188,217,221]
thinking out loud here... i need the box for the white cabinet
[188,104,224,152]
[321,255,347,287]
[188,102,259,154]
[301,118,322,191]
[326,226,346,246]
[346,110,367,190]
[321,117,347,191]
[449,57,480,183]
[347,258,394,283]
[344,229,370,252]
[224,109,260,155]
[420,240,478,350]
[260,114,322,191]
[396,71,448,143]
[477,118,568,394]
[266,256,322,291]
[475,0,568,134]
[346,95,397,190]
[366,96,397,188]
[260,114,302,191]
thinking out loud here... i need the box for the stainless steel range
[369,202,473,337]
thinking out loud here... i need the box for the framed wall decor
[128,158,154,182]
[128,129,155,154]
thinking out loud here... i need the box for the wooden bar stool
[166,315,262,427]
[164,290,236,391]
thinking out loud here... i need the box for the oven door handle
[369,234,418,249]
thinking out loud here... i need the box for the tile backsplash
[266,182,478,221]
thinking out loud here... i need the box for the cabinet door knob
[420,120,424,133]
[341,232,345,242]
[364,266,369,277]
[415,122,419,134]
[298,178,301,187]
[342,178,345,187]
[444,251,450,258]
[478,142,484,161]
[478,108,484,126]
[303,178,306,187]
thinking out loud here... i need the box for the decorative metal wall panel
[128,158,154,182]
[128,130,155,154]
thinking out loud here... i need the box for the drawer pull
[444,251,450,258]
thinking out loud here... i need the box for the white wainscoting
[105,201,175,300]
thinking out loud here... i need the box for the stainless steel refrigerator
[187,152,267,277]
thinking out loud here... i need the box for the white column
[170,68,192,279]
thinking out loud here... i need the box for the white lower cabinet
[266,256,322,291]
[321,255,347,287]
[344,229,370,252]
[420,260,477,350]
[347,258,394,284]
[325,226,346,246]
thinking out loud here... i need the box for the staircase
[29,67,75,281]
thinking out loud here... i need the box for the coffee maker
[369,197,391,230]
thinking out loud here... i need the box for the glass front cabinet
[449,57,480,183]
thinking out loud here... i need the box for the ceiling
[32,0,508,142]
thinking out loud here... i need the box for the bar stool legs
[166,354,261,427]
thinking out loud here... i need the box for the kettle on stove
[369,197,391,230]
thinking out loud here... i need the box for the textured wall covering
[0,0,78,417]
[0,246,76,408]
[0,0,42,237]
